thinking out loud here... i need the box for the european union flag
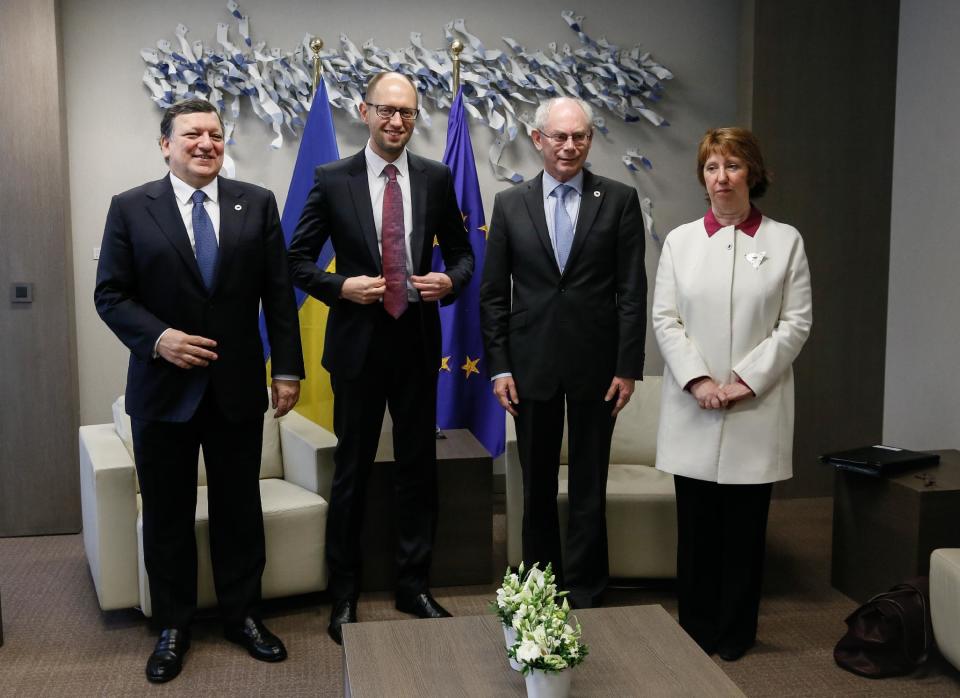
[260,80,340,429]
[433,88,505,457]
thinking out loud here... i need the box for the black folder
[819,445,940,477]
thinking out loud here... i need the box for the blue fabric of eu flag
[433,88,505,457]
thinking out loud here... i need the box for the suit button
[559,286,566,293]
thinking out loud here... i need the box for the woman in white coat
[653,128,812,661]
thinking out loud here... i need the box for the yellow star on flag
[461,355,480,379]
[432,235,439,247]
[479,224,489,239]
[439,356,451,372]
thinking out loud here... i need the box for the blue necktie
[552,184,575,272]
[191,190,218,289]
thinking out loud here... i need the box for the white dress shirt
[364,141,417,300]
[169,172,221,248]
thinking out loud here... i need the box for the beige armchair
[505,375,677,579]
[79,395,337,615]
[930,548,960,670]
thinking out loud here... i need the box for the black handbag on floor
[834,578,933,678]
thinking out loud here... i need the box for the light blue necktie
[552,183,575,272]
[191,190,218,290]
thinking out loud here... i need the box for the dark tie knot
[192,190,206,205]
[382,164,399,182]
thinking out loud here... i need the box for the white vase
[524,668,572,698]
[502,623,523,671]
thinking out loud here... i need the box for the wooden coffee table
[342,605,745,697]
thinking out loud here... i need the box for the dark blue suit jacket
[95,175,304,422]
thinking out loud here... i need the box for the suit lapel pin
[593,190,600,197]
[745,251,766,269]
[234,203,243,211]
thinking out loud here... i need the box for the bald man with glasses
[288,72,474,644]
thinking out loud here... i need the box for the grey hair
[533,97,595,132]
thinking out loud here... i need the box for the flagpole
[451,39,463,94]
[310,37,324,98]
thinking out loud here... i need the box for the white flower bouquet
[491,562,587,677]
[491,562,564,627]
[509,596,588,674]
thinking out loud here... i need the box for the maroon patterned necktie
[381,163,408,319]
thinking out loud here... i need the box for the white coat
[653,214,812,484]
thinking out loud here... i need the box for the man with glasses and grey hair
[288,71,473,644]
[480,97,647,609]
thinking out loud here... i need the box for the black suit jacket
[95,175,304,422]
[480,170,647,401]
[287,150,474,378]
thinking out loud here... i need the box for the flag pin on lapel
[745,251,766,269]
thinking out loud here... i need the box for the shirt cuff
[272,375,300,381]
[490,372,512,382]
[153,328,172,359]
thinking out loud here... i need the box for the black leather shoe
[145,628,190,683]
[395,592,452,619]
[717,641,753,662]
[224,617,287,662]
[328,599,358,645]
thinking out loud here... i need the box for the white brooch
[234,204,243,211]
[745,251,766,269]
[593,190,600,197]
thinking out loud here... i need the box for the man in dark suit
[480,97,647,608]
[287,72,473,643]
[95,99,304,683]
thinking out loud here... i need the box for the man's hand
[605,376,635,416]
[340,275,386,304]
[411,272,453,302]
[690,377,728,410]
[157,329,218,369]
[718,380,753,407]
[271,379,300,418]
[493,376,520,417]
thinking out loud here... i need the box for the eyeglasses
[366,103,420,121]
[539,131,592,145]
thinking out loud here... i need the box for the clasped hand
[340,272,453,304]
[690,377,753,410]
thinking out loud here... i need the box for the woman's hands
[689,376,754,409]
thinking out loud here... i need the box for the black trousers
[673,474,773,653]
[514,390,615,608]
[131,390,265,630]
[325,306,439,601]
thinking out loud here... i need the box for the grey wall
[751,0,900,497]
[62,0,743,425]
[883,0,960,450]
[0,0,81,534]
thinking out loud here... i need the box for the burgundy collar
[704,205,762,238]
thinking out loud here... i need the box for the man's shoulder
[111,177,170,208]
[586,170,635,198]
[219,177,273,201]
[316,150,365,177]
[407,151,452,177]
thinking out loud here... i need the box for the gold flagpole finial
[310,38,324,98]
[451,39,464,95]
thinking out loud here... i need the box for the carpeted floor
[1,496,958,696]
